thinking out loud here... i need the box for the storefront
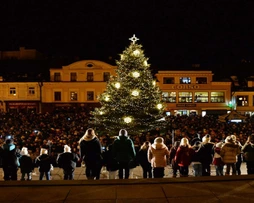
[6,101,39,113]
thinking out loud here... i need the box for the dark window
[87,91,94,101]
[54,73,61,81]
[103,72,110,82]
[196,77,207,84]
[87,72,94,82]
[70,72,77,81]
[54,92,61,101]
[163,77,175,84]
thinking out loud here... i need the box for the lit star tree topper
[91,35,166,135]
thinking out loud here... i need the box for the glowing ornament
[124,116,132,123]
[152,81,156,86]
[131,90,139,96]
[99,111,104,115]
[143,60,148,66]
[104,95,110,101]
[133,49,140,56]
[120,54,125,60]
[132,71,140,78]
[115,82,121,89]
[157,103,163,110]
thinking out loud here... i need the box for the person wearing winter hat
[19,147,34,180]
[35,148,54,180]
[212,142,224,176]
[174,137,194,177]
[220,135,241,175]
[57,145,79,180]
[112,129,136,179]
[0,136,21,181]
[148,137,170,178]
[79,128,103,180]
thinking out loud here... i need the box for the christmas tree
[91,35,165,135]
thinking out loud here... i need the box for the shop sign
[172,85,199,89]
[176,104,196,107]
[9,102,36,106]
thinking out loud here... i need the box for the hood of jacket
[2,143,15,151]
[151,143,167,150]
[83,134,97,141]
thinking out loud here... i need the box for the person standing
[191,141,203,177]
[200,134,214,176]
[0,135,21,181]
[35,148,54,180]
[79,128,103,180]
[175,137,194,177]
[112,129,136,179]
[137,141,152,178]
[19,147,34,181]
[212,142,224,176]
[168,141,180,178]
[57,145,79,180]
[242,134,254,175]
[148,137,170,178]
[220,135,241,176]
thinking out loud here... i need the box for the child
[213,142,224,176]
[19,147,34,180]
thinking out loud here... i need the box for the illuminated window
[163,77,175,84]
[70,72,77,81]
[10,87,16,95]
[103,72,110,82]
[196,77,207,84]
[180,77,191,84]
[28,87,35,95]
[87,72,94,82]
[237,96,248,106]
[54,73,61,81]
[54,92,61,101]
[162,92,176,103]
[210,92,224,103]
[70,92,78,101]
[179,92,192,103]
[194,92,208,103]
[87,91,94,101]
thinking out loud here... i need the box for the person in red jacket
[175,137,194,177]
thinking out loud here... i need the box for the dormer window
[86,63,94,68]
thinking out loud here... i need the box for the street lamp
[38,81,43,113]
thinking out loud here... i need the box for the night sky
[1,0,254,76]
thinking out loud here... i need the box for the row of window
[54,72,111,82]
[10,87,35,96]
[162,91,225,103]
[163,77,207,84]
[54,91,94,101]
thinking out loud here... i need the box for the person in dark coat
[191,141,203,177]
[57,145,79,180]
[104,142,119,179]
[168,141,180,177]
[0,135,21,181]
[241,134,254,174]
[79,128,103,180]
[112,129,136,179]
[200,134,214,176]
[35,148,54,180]
[19,147,34,180]
[137,141,152,178]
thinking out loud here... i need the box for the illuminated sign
[172,85,200,89]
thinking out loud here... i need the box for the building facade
[0,47,43,60]
[155,71,232,116]
[0,82,41,112]
[41,60,117,112]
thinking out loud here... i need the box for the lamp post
[38,81,43,113]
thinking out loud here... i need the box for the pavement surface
[1,164,254,203]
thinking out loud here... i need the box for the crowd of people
[0,107,254,181]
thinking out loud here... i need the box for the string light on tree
[157,103,163,110]
[104,95,110,101]
[143,60,148,66]
[124,116,132,123]
[115,82,121,89]
[131,90,139,96]
[133,49,140,56]
[132,71,140,78]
